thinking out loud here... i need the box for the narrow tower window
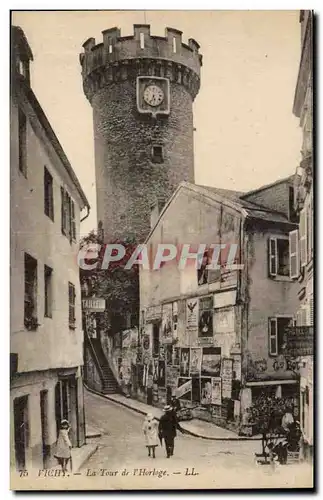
[140,32,145,49]
[151,145,164,164]
[108,38,113,54]
[173,37,177,53]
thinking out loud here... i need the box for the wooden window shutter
[309,296,314,326]
[269,318,278,356]
[71,200,76,241]
[299,208,307,266]
[268,238,277,276]
[289,229,299,279]
[61,187,65,234]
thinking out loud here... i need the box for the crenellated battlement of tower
[80,25,202,102]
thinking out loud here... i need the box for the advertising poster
[198,296,213,338]
[176,377,192,400]
[186,298,199,336]
[166,365,180,389]
[201,347,221,377]
[221,358,233,399]
[173,347,180,366]
[211,377,222,405]
[180,347,190,377]
[166,344,173,366]
[161,303,173,343]
[201,377,212,404]
[158,359,166,387]
[192,376,201,402]
[190,347,202,376]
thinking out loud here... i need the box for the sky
[11,10,303,236]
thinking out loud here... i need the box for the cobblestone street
[80,390,313,489]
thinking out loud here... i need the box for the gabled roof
[145,180,295,243]
[240,175,294,199]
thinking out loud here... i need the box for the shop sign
[146,305,162,322]
[284,326,314,356]
[82,298,105,311]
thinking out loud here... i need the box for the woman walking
[143,413,159,458]
[54,419,72,473]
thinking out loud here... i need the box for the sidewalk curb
[74,444,99,473]
[84,384,262,442]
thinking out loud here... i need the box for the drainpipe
[80,205,90,223]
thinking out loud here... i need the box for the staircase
[87,337,119,394]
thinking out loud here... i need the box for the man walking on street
[158,405,177,458]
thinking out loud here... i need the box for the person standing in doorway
[158,405,177,458]
[54,420,72,473]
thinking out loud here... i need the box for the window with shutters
[309,296,314,326]
[18,108,27,176]
[44,167,54,221]
[289,230,299,279]
[24,253,38,329]
[268,317,293,356]
[299,208,307,266]
[44,265,53,318]
[61,187,67,235]
[61,187,76,242]
[296,306,308,326]
[68,282,76,329]
[268,237,290,278]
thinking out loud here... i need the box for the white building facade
[10,27,90,471]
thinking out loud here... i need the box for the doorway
[13,395,29,470]
[40,390,50,468]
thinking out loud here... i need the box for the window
[296,306,308,327]
[68,282,76,328]
[268,237,290,277]
[44,167,54,221]
[18,108,27,176]
[140,32,145,49]
[173,37,177,53]
[268,317,293,356]
[108,38,113,53]
[24,253,37,329]
[309,296,314,326]
[151,146,164,164]
[197,249,209,286]
[299,208,307,266]
[44,265,53,318]
[289,230,299,279]
[61,187,76,242]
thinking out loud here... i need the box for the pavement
[78,390,313,490]
[84,385,261,441]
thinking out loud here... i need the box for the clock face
[143,85,164,107]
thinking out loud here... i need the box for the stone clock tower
[80,24,202,244]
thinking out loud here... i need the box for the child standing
[54,419,72,472]
[142,413,159,458]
